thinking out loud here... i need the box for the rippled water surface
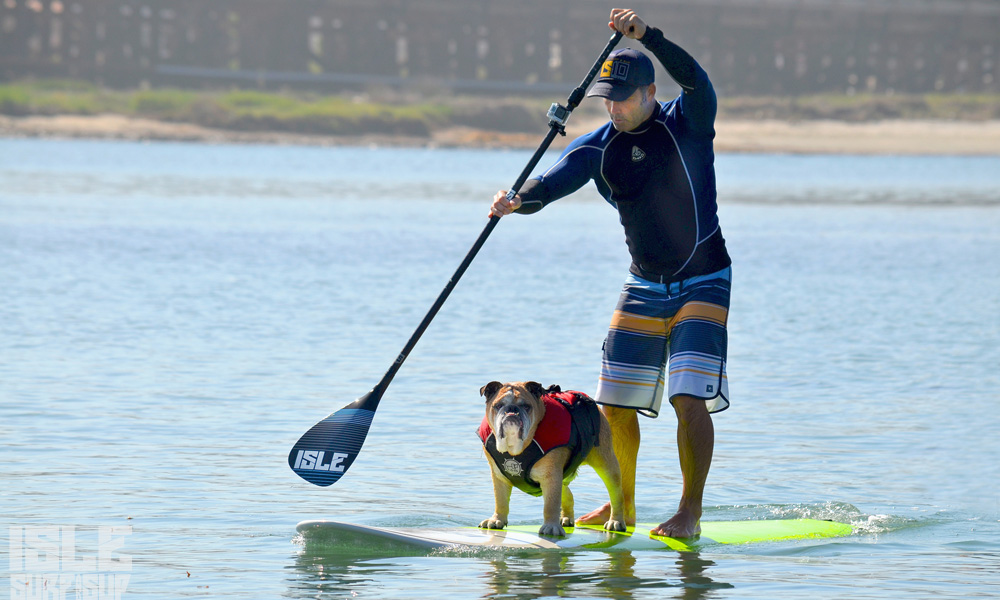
[2,139,998,599]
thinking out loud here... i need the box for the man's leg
[652,395,713,538]
[576,405,639,526]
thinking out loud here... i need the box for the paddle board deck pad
[296,519,853,553]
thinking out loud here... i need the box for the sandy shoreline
[2,113,999,155]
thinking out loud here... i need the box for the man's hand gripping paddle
[288,31,624,486]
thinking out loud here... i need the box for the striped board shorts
[595,267,731,418]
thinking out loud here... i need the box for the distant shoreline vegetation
[1,79,998,138]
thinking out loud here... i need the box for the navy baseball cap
[587,48,655,102]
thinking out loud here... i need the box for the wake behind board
[296,519,853,553]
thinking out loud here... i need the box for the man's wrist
[639,26,659,45]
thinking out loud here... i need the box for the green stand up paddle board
[296,519,853,553]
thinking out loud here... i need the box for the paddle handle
[568,30,623,111]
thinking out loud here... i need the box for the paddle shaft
[289,30,623,486]
[360,30,624,411]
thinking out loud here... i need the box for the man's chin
[610,119,635,132]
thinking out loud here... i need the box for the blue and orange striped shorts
[595,267,731,418]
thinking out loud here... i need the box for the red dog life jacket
[476,390,602,497]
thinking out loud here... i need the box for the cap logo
[600,58,630,81]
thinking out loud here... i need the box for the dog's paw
[538,522,567,537]
[560,517,574,528]
[479,517,506,530]
[604,519,627,532]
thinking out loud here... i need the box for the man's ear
[644,82,656,103]
[480,381,503,402]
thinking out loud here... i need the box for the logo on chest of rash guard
[631,146,646,162]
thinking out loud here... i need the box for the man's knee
[671,395,709,422]
[601,404,638,427]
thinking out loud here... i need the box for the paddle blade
[288,401,376,487]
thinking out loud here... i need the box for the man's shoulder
[653,98,685,122]
[545,122,615,173]
[570,120,616,150]
[656,96,716,140]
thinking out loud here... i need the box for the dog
[476,381,626,537]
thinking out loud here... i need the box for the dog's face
[480,381,548,456]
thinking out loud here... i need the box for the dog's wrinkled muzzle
[500,412,525,435]
[494,407,530,455]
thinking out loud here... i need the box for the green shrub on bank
[0,79,456,136]
[123,87,452,135]
[1,79,997,136]
[719,92,1000,121]
[0,80,108,115]
[128,89,200,118]
[209,91,451,135]
[0,85,31,115]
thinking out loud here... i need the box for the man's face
[605,85,655,132]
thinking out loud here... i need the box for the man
[489,8,732,538]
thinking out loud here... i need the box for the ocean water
[1,138,998,599]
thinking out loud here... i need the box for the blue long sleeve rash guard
[517,27,731,283]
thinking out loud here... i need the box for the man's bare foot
[651,508,701,538]
[575,502,636,527]
[575,503,611,525]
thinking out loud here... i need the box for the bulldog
[476,381,627,537]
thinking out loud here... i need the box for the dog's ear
[545,384,562,395]
[480,381,503,402]
[525,381,548,399]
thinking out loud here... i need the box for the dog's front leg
[538,476,566,537]
[480,460,511,530]
[560,484,575,528]
[533,453,569,537]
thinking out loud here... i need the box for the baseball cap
[586,48,655,102]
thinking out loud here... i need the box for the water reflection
[290,541,734,599]
[482,550,733,600]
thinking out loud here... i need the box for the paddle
[289,30,624,486]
